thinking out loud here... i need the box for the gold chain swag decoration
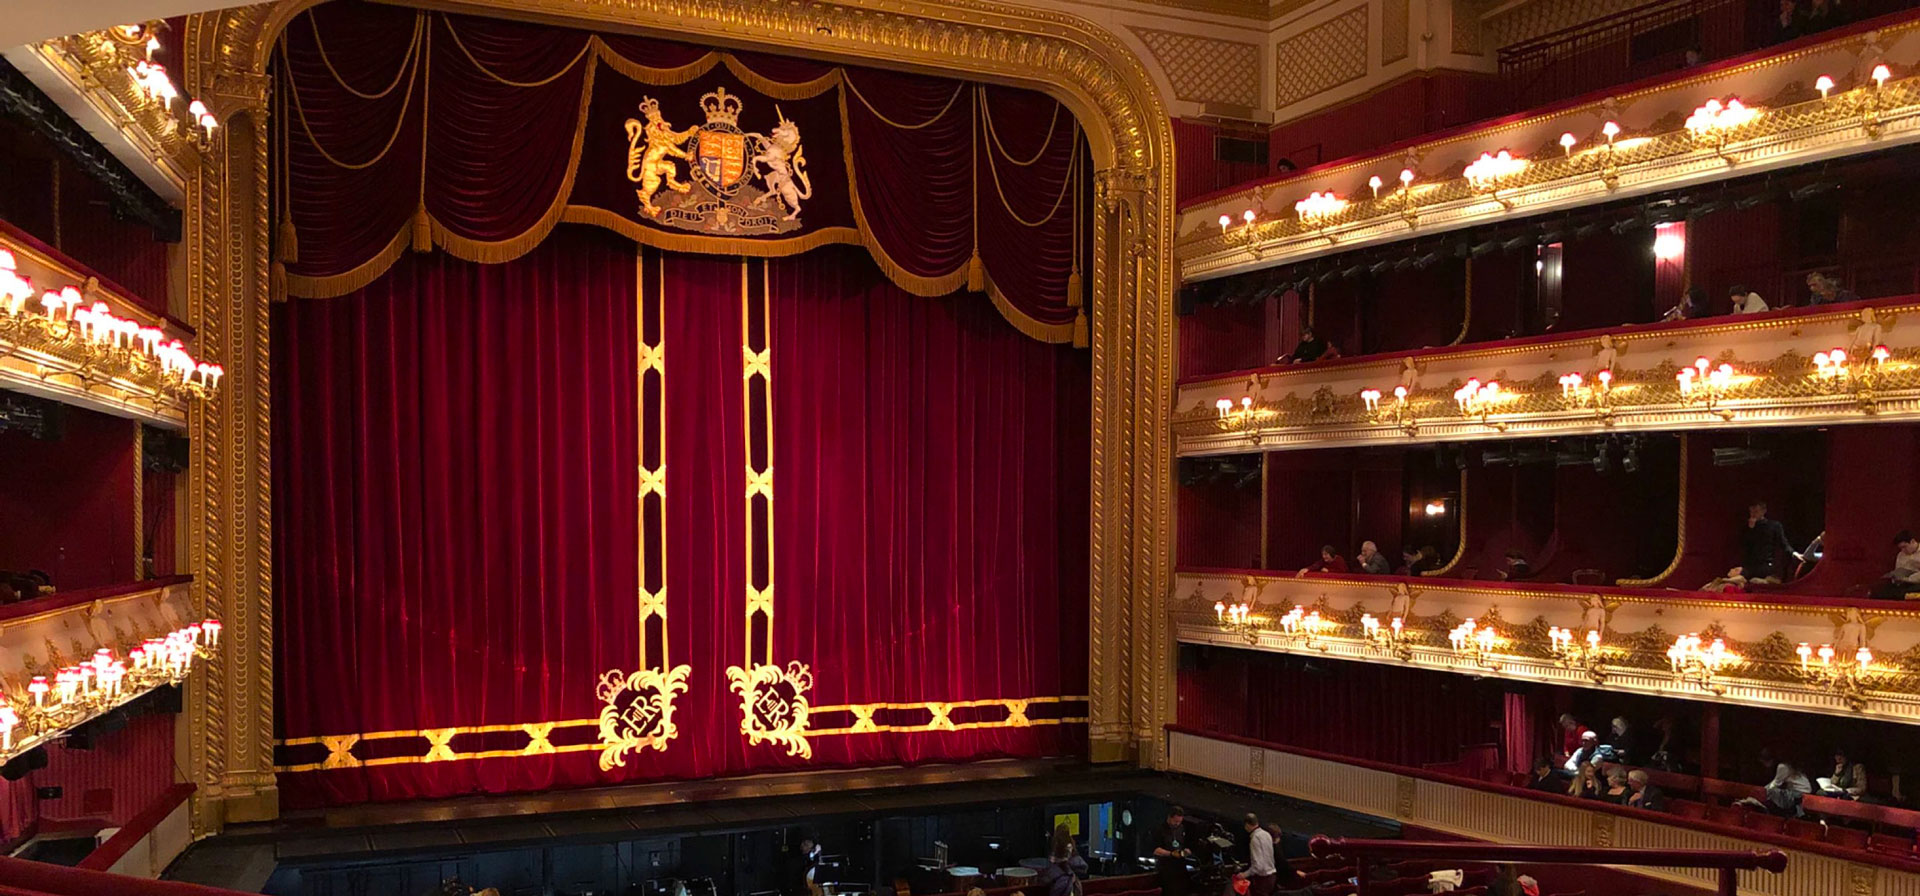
[597,249,691,770]
[726,259,815,759]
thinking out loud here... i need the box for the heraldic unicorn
[624,86,812,235]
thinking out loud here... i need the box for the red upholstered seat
[1868,833,1916,857]
[1827,826,1872,849]
[1668,798,1708,820]
[1705,804,1746,826]
[1784,818,1827,841]
[1747,813,1787,834]
[1700,778,1764,804]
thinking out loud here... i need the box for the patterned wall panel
[1486,0,1648,49]
[1382,0,1412,65]
[1452,0,1486,55]
[1275,7,1371,108]
[1132,27,1263,108]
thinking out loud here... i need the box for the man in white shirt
[1728,284,1769,315]
[1234,813,1276,896]
[1875,530,1920,600]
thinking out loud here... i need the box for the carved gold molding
[182,0,1174,828]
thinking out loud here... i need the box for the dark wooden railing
[1308,836,1786,896]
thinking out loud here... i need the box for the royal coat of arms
[624,87,812,235]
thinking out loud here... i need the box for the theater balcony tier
[0,576,211,764]
[1175,568,1920,724]
[1173,296,1920,454]
[0,224,211,429]
[1165,728,1920,896]
[1176,14,1920,281]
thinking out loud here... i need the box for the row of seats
[1485,764,1920,860]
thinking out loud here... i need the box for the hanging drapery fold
[274,3,1088,343]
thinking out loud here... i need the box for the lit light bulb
[1873,64,1891,88]
[1816,75,1834,98]
[1559,132,1576,155]
[1399,168,1414,186]
[1602,121,1621,143]
[1218,214,1231,232]
[1368,175,1383,198]
[1242,209,1257,224]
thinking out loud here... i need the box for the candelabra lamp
[1675,357,1737,420]
[1548,626,1608,683]
[1797,642,1879,711]
[1665,632,1740,696]
[1464,151,1527,210]
[1361,613,1414,661]
[1811,345,1895,412]
[2,619,221,761]
[1452,378,1509,431]
[1278,606,1332,652]
[1447,618,1505,671]
[1213,600,1263,645]
[1216,209,1264,257]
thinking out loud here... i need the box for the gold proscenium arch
[180,0,1175,833]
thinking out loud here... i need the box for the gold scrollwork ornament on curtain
[596,665,693,770]
[624,87,812,234]
[727,660,815,759]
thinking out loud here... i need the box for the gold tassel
[966,254,985,293]
[1066,268,1083,309]
[271,260,287,302]
[410,204,433,252]
[1072,311,1088,348]
[276,215,299,264]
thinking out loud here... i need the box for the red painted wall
[1265,73,1500,176]
[0,406,139,589]
[0,711,177,850]
[1172,119,1268,206]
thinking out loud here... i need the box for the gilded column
[183,19,278,829]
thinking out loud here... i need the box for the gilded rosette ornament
[595,664,692,770]
[727,661,814,759]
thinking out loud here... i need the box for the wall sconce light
[1453,378,1507,429]
[1676,357,1736,418]
[1816,74,1835,99]
[0,250,219,399]
[1549,626,1607,682]
[1447,618,1503,670]
[1294,191,1349,239]
[3,618,222,762]
[1684,98,1759,163]
[1363,613,1412,660]
[1217,208,1263,256]
[1278,606,1330,651]
[1798,641,1878,710]
[1558,132,1576,157]
[1666,632,1739,695]
[1599,122,1622,189]
[1464,150,1527,209]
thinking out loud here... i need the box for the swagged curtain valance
[273,1,1091,344]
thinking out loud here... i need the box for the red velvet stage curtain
[272,231,1088,805]
[274,1,1087,342]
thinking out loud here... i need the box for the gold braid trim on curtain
[442,17,593,88]
[982,95,1061,166]
[281,35,426,170]
[280,17,1079,344]
[308,10,425,100]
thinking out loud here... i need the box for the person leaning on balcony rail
[1807,271,1858,306]
[1296,545,1349,577]
[1871,529,1920,601]
[1662,285,1709,322]
[1277,326,1340,364]
[1816,749,1868,800]
[1355,540,1391,575]
[1729,284,1770,315]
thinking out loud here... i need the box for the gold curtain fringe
[283,227,413,300]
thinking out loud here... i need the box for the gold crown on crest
[637,96,662,118]
[700,87,743,126]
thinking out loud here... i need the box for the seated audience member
[1817,750,1868,800]
[1804,0,1847,31]
[1427,870,1464,894]
[1795,530,1825,580]
[1296,545,1349,577]
[1499,549,1532,580]
[1567,761,1604,799]
[1774,0,1805,41]
[1278,327,1339,364]
[1739,500,1799,584]
[1626,770,1667,811]
[1648,716,1683,771]
[1601,768,1632,804]
[1738,759,1813,816]
[1526,760,1562,792]
[1555,714,1592,765]
[1729,284,1770,315]
[1399,546,1431,577]
[1603,716,1637,764]
[1872,529,1920,600]
[1807,271,1858,306]
[1354,540,1391,575]
[1565,731,1603,774]
[1662,285,1709,322]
